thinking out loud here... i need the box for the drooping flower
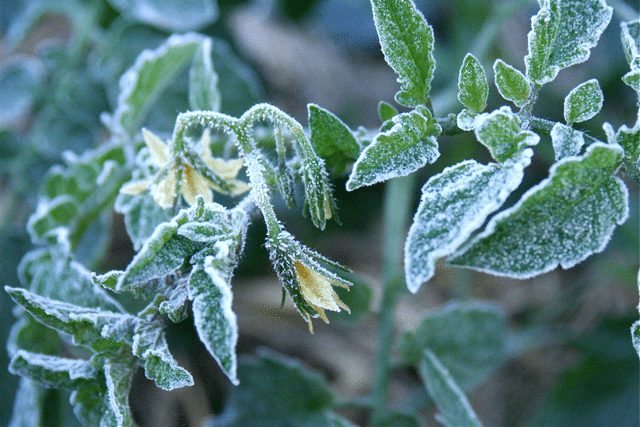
[267,230,351,333]
[120,129,249,208]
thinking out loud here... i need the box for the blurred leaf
[378,101,398,122]
[419,350,482,427]
[563,79,603,124]
[189,38,221,112]
[347,106,440,190]
[371,0,436,107]
[0,57,44,128]
[332,276,372,324]
[400,301,506,390]
[105,0,218,32]
[451,143,628,279]
[215,349,340,427]
[378,412,419,427]
[525,0,612,85]
[457,54,488,113]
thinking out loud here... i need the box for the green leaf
[189,37,221,112]
[308,104,360,175]
[550,123,585,160]
[188,209,247,384]
[115,192,173,251]
[456,109,479,131]
[0,57,44,128]
[610,123,640,182]
[525,0,612,85]
[563,79,603,124]
[102,360,136,427]
[9,351,97,390]
[493,59,531,108]
[623,69,640,93]
[110,33,203,137]
[378,101,399,122]
[405,150,533,292]
[27,143,127,247]
[457,54,488,113]
[105,0,218,32]
[370,0,436,107]
[621,20,640,70]
[450,143,628,278]
[346,106,440,190]
[216,349,339,426]
[474,107,539,163]
[400,301,507,389]
[419,350,482,427]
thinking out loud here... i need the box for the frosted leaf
[400,301,507,390]
[308,104,360,175]
[419,351,482,427]
[450,143,628,278]
[105,0,218,32]
[111,33,203,137]
[0,56,44,127]
[189,38,221,111]
[346,106,441,190]
[474,107,539,163]
[9,351,96,390]
[378,101,399,122]
[563,79,603,124]
[621,20,640,69]
[18,246,123,312]
[103,360,135,427]
[115,192,172,251]
[525,0,612,85]
[632,321,640,358]
[9,379,45,427]
[551,122,585,160]
[610,122,640,183]
[405,149,533,292]
[493,59,531,107]
[216,349,338,426]
[456,109,479,131]
[371,0,436,107]
[457,54,488,113]
[131,321,194,390]
[70,382,106,426]
[623,69,640,93]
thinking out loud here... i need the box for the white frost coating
[405,149,533,293]
[420,350,482,427]
[103,362,129,427]
[551,122,585,160]
[112,33,204,136]
[473,107,539,163]
[493,59,531,108]
[525,0,612,85]
[456,109,479,131]
[450,143,628,279]
[457,53,488,112]
[11,350,96,384]
[346,108,440,190]
[563,79,603,124]
[621,20,640,69]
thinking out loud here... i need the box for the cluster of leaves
[3,0,638,425]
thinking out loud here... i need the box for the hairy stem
[371,174,416,425]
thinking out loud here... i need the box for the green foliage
[563,79,603,124]
[308,104,360,175]
[457,54,488,113]
[474,108,539,163]
[551,123,585,160]
[370,0,436,107]
[493,59,531,108]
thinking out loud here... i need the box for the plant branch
[371,174,416,426]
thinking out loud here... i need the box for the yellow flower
[294,260,350,332]
[120,129,250,208]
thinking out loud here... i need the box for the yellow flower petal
[181,165,212,206]
[205,157,245,180]
[151,170,177,208]
[142,128,169,166]
[294,261,340,312]
[120,179,151,195]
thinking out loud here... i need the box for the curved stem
[371,174,416,426]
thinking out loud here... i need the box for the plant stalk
[371,174,416,425]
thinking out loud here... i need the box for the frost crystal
[405,149,533,292]
[551,122,585,160]
[563,79,603,124]
[450,143,628,278]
